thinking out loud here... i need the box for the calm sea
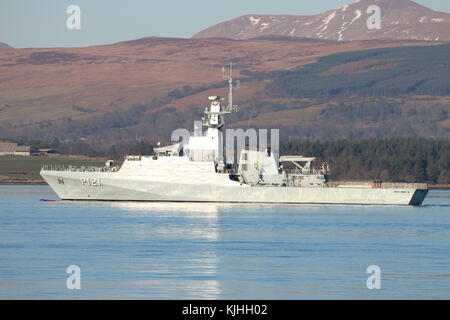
[0,185,449,299]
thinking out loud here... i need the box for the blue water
[0,185,449,299]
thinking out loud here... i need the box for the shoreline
[0,180,47,185]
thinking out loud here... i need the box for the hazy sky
[1,0,449,48]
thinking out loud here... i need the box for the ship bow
[408,189,429,206]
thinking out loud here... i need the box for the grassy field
[0,155,107,183]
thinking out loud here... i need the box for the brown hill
[0,36,448,145]
[193,0,450,41]
[1,36,435,125]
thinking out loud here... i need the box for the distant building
[0,142,35,156]
[14,145,32,156]
[0,142,59,156]
[35,148,59,156]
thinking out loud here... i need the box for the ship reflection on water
[102,201,227,299]
[109,201,231,214]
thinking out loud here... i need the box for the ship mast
[202,63,238,129]
[223,63,237,113]
[189,64,238,163]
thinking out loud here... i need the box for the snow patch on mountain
[260,23,271,31]
[350,10,362,25]
[249,16,261,25]
[323,11,337,25]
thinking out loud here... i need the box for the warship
[41,67,429,206]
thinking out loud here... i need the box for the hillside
[271,44,450,97]
[231,44,450,140]
[0,36,448,146]
[193,0,450,41]
[0,42,13,49]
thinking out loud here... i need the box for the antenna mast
[223,63,237,113]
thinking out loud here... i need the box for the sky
[1,0,449,48]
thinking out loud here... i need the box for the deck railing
[326,181,428,189]
[41,165,119,172]
[285,169,325,176]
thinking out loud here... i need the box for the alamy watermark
[171,121,279,163]
[66,265,81,290]
[66,5,81,30]
[367,5,382,30]
[366,265,381,290]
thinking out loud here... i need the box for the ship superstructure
[41,66,429,206]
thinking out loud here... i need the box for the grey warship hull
[41,169,428,206]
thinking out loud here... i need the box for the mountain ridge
[193,0,450,41]
[0,42,13,49]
